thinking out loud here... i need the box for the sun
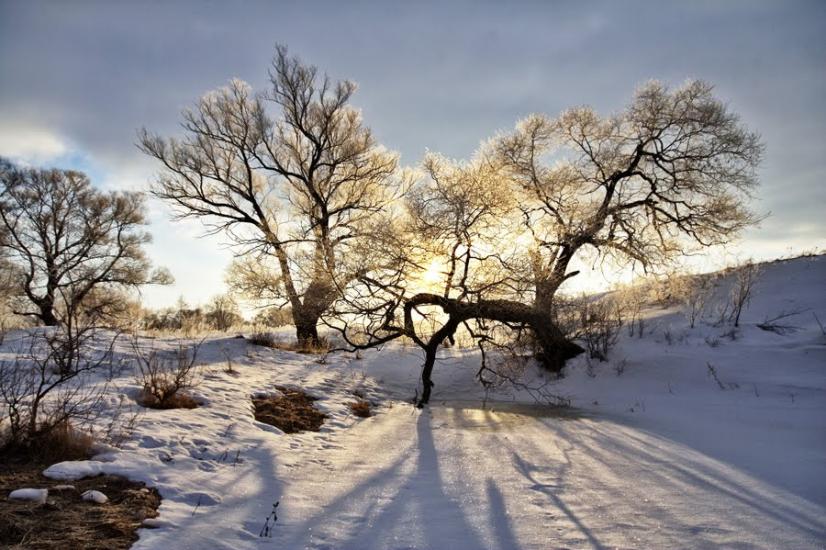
[421,258,445,288]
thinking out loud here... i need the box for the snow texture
[2,254,825,548]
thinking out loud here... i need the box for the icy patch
[9,488,48,503]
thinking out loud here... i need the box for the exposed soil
[252,386,328,433]
[0,458,160,550]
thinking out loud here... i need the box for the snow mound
[43,460,107,481]
[8,488,48,504]
[81,490,109,504]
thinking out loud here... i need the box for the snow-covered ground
[2,254,825,549]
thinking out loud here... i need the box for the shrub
[247,332,331,355]
[575,296,623,362]
[248,331,278,348]
[728,260,760,326]
[133,341,201,409]
[348,399,372,418]
[0,326,113,457]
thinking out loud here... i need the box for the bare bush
[576,296,623,362]
[133,341,201,409]
[728,260,760,326]
[682,274,717,328]
[0,325,115,457]
[757,310,805,335]
[254,307,293,328]
[616,285,646,338]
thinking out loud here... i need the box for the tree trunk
[418,345,437,408]
[416,317,461,408]
[532,320,584,374]
[38,303,59,327]
[294,316,320,346]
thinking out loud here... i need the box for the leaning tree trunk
[531,320,584,374]
[416,317,461,408]
[403,293,585,407]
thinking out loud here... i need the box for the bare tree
[0,158,171,327]
[140,45,406,345]
[329,80,763,406]
[205,294,241,331]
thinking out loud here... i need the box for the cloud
[0,124,69,164]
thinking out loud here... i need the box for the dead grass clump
[252,386,327,433]
[34,421,95,464]
[247,333,330,355]
[348,399,372,418]
[0,461,160,550]
[1,420,94,466]
[247,331,278,348]
[276,338,330,355]
[135,389,198,410]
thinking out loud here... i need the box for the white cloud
[0,124,68,164]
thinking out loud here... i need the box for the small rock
[52,484,76,491]
[9,488,48,504]
[81,490,108,504]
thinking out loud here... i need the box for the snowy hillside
[2,254,824,549]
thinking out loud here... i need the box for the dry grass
[0,460,160,549]
[252,386,328,433]
[247,332,330,355]
[135,388,199,410]
[247,331,278,348]
[348,399,372,418]
[33,421,95,464]
[1,421,94,465]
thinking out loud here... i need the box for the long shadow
[274,450,412,548]
[570,419,826,538]
[485,478,521,549]
[510,448,606,550]
[410,409,487,549]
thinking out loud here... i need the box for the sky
[1,0,824,310]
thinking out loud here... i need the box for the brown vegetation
[133,342,201,410]
[0,461,160,550]
[348,399,372,418]
[252,386,327,433]
[247,332,330,355]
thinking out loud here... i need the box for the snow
[81,489,109,504]
[2,254,825,548]
[8,488,48,504]
[44,460,107,481]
